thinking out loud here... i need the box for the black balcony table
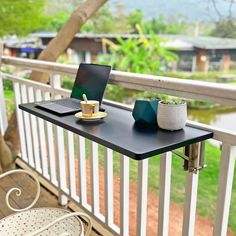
[19,102,213,167]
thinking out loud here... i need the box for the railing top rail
[1,56,236,106]
[1,56,77,76]
[2,71,236,145]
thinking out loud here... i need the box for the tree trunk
[0,128,16,174]
[0,0,107,172]
[30,0,107,83]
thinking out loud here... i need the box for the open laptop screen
[70,63,111,104]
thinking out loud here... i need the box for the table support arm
[172,141,207,174]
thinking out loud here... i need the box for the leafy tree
[46,12,70,32]
[127,9,144,33]
[210,19,236,38]
[81,4,130,33]
[100,25,178,102]
[0,0,107,173]
[0,0,49,36]
[207,0,236,38]
[142,15,187,34]
[101,25,178,74]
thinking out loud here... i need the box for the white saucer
[75,112,107,121]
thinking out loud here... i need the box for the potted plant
[157,97,187,131]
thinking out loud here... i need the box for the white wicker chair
[0,169,92,236]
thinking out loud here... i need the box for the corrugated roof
[31,32,236,50]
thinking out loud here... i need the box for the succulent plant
[160,96,186,105]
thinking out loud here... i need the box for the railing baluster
[51,73,68,205]
[3,59,236,236]
[20,84,34,167]
[67,130,76,197]
[55,126,68,204]
[35,89,49,178]
[104,148,114,226]
[27,86,41,172]
[158,152,172,236]
[44,91,57,185]
[182,144,200,236]
[0,72,8,134]
[90,141,100,216]
[13,82,27,161]
[213,144,236,236]
[136,159,148,236]
[120,154,129,236]
[78,136,87,207]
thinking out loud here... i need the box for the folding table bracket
[172,141,206,174]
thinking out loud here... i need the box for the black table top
[19,102,213,160]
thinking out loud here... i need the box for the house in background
[4,32,236,72]
[3,37,44,59]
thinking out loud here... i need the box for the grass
[97,142,236,232]
[3,90,15,118]
[4,88,236,232]
[160,70,236,82]
[228,81,236,85]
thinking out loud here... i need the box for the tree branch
[228,0,234,19]
[30,0,107,83]
[211,0,222,21]
[1,0,107,172]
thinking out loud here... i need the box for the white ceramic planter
[157,101,187,131]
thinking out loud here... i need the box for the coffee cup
[81,100,99,117]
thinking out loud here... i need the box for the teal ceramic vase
[132,99,159,125]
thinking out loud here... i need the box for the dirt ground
[71,158,235,236]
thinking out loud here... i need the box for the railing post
[158,152,172,236]
[51,73,68,206]
[0,44,8,135]
[120,155,129,236]
[90,141,100,216]
[28,86,41,173]
[213,144,236,236]
[67,130,76,198]
[136,159,149,236]
[78,136,87,207]
[21,84,34,167]
[85,51,92,63]
[35,89,48,176]
[104,148,114,226]
[13,82,27,162]
[182,144,200,236]
[50,73,61,98]
[44,91,57,185]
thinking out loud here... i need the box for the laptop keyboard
[54,99,81,109]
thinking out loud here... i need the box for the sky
[109,0,236,22]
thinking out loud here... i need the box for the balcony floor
[0,168,100,236]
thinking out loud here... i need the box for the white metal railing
[0,56,236,236]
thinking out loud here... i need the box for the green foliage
[160,96,185,105]
[0,0,50,36]
[81,5,130,34]
[100,26,178,104]
[142,15,187,34]
[46,12,70,32]
[127,9,144,33]
[61,76,74,90]
[161,70,236,82]
[3,86,236,232]
[3,90,15,118]
[100,140,236,233]
[100,25,178,74]
[81,6,187,35]
[210,19,236,38]
[3,80,13,91]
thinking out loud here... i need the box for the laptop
[36,63,111,115]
